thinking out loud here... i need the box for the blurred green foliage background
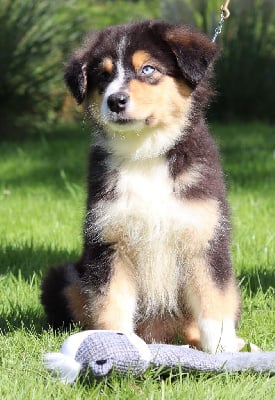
[0,0,274,136]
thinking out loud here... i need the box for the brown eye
[142,65,155,75]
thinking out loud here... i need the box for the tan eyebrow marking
[101,57,113,74]
[132,50,151,71]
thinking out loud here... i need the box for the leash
[212,0,231,42]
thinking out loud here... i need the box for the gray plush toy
[44,330,275,383]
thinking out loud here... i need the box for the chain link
[212,11,225,42]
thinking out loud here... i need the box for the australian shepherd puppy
[41,20,242,353]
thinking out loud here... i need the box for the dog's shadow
[0,243,80,334]
[0,308,46,335]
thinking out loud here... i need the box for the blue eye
[142,65,155,75]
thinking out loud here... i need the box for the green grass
[0,122,274,399]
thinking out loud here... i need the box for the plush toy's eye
[142,65,155,75]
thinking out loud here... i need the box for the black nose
[107,92,129,113]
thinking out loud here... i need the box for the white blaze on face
[100,36,127,121]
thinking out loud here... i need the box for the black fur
[40,264,73,329]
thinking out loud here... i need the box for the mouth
[105,114,145,132]
[113,117,136,125]
[105,112,140,124]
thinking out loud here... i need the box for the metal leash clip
[212,0,231,42]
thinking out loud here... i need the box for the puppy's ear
[64,31,100,104]
[165,27,219,87]
[64,56,87,104]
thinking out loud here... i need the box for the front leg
[65,246,137,332]
[183,255,241,353]
[87,251,137,332]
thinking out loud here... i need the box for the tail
[40,263,75,329]
[43,352,81,384]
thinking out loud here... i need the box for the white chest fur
[91,156,219,315]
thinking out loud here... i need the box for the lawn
[0,121,274,399]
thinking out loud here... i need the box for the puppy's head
[65,21,218,134]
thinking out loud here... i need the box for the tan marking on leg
[91,255,137,331]
[176,195,240,353]
[184,256,240,320]
[181,319,201,349]
[132,50,151,71]
[183,256,240,352]
[64,284,90,327]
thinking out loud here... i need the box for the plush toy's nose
[107,92,129,113]
[90,359,113,376]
